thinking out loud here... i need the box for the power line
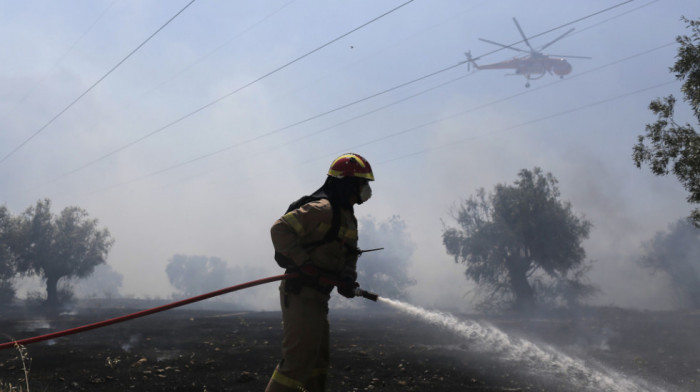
[33,0,642,194]
[83,42,675,197]
[319,42,676,160]
[572,0,658,37]
[469,0,635,62]
[66,0,299,163]
[374,80,677,167]
[2,0,121,117]
[127,0,298,109]
[0,0,197,165]
[41,0,416,182]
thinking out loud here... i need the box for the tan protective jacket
[271,199,358,279]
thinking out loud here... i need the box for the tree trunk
[506,258,534,311]
[45,275,59,308]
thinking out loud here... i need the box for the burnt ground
[0,303,699,392]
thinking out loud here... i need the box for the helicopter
[462,17,591,87]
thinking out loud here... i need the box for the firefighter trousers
[265,283,330,392]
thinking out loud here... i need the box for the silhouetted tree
[14,199,114,307]
[357,215,415,300]
[639,218,700,308]
[442,168,595,311]
[0,205,18,303]
[633,17,700,226]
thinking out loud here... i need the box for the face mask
[358,183,372,203]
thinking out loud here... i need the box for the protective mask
[358,183,372,203]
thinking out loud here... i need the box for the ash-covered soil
[0,304,699,391]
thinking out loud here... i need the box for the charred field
[0,303,699,392]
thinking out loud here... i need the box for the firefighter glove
[340,266,357,282]
[337,280,359,299]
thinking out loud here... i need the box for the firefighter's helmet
[327,153,374,181]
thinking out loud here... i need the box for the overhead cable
[56,0,416,179]
[374,80,677,166]
[3,0,121,116]
[131,0,298,106]
[43,0,634,188]
[33,0,642,194]
[468,0,635,62]
[329,42,677,158]
[0,0,197,165]
[80,42,675,197]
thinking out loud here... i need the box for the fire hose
[0,273,379,351]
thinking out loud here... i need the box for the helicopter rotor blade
[539,28,575,51]
[478,38,529,53]
[546,54,592,59]
[512,17,535,52]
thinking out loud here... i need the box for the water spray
[377,297,662,392]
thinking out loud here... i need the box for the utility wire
[208,77,680,201]
[328,42,677,159]
[83,41,674,196]
[3,0,121,116]
[54,0,416,180]
[374,80,677,167]
[154,72,476,191]
[468,0,635,62]
[129,0,298,107]
[31,0,642,195]
[71,0,298,157]
[0,0,197,165]
[50,0,628,184]
[572,0,658,37]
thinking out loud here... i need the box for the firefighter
[265,153,374,392]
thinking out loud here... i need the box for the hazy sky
[1,0,697,311]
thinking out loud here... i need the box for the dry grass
[0,343,31,392]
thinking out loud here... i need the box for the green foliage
[443,168,594,311]
[633,17,700,226]
[14,199,114,307]
[639,218,700,308]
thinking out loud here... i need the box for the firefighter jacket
[271,199,358,293]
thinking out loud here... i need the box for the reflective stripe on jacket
[271,199,358,276]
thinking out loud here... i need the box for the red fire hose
[0,273,297,351]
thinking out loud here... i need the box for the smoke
[165,254,270,309]
[638,218,700,308]
[71,263,124,299]
[356,215,416,300]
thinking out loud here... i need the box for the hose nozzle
[355,288,378,302]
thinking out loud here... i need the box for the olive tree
[442,168,595,311]
[15,199,114,307]
[633,17,700,226]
